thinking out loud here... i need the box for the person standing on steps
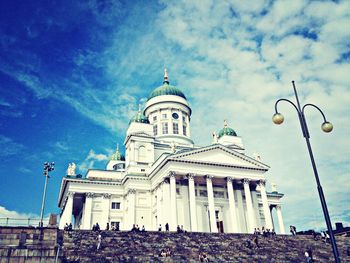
[97,233,102,250]
[106,222,109,231]
[165,223,169,232]
[158,224,162,231]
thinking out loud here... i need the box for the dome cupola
[218,120,237,138]
[147,69,187,101]
[130,105,150,124]
[144,69,193,146]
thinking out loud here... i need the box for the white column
[206,175,217,233]
[188,174,198,232]
[276,205,286,234]
[169,172,177,231]
[100,194,111,230]
[82,193,94,230]
[227,177,238,233]
[243,179,256,233]
[59,191,74,229]
[259,180,273,230]
[128,189,136,230]
[156,185,163,230]
[162,180,170,227]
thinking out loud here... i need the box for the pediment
[171,144,269,170]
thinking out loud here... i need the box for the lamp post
[39,162,55,227]
[272,81,340,263]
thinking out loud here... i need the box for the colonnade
[58,172,285,234]
[154,172,285,234]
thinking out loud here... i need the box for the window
[182,116,186,122]
[214,191,225,198]
[162,123,168,134]
[183,125,187,136]
[153,116,157,121]
[162,113,167,119]
[138,146,146,161]
[113,163,125,171]
[199,190,208,197]
[173,123,179,134]
[111,202,120,209]
[153,125,158,136]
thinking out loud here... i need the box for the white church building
[58,70,286,234]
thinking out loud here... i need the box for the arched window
[138,146,146,161]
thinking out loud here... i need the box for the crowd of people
[253,227,276,238]
[63,223,73,231]
[131,224,146,232]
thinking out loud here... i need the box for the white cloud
[0,135,25,157]
[78,149,109,173]
[0,206,47,227]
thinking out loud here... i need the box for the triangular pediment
[171,144,269,170]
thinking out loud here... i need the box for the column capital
[242,178,250,185]
[186,173,195,180]
[227,177,234,183]
[102,193,112,199]
[86,192,95,198]
[276,204,282,210]
[169,171,176,178]
[128,189,136,195]
[67,191,75,198]
[259,179,266,187]
[206,175,214,180]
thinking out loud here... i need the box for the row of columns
[59,192,112,230]
[156,172,284,234]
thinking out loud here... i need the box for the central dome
[147,69,186,101]
[148,83,186,101]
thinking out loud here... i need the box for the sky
[0,0,349,231]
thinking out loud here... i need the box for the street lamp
[273,81,340,263]
[39,162,55,227]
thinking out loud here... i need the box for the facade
[58,70,286,234]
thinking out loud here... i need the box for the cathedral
[58,70,286,234]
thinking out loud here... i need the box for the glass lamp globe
[321,121,333,133]
[272,113,284,125]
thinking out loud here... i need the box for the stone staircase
[62,231,350,262]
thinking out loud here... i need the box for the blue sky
[0,0,349,231]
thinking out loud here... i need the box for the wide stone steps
[62,231,350,262]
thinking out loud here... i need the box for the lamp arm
[274,98,299,114]
[302,103,328,123]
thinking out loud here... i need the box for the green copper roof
[110,144,125,161]
[130,110,149,124]
[218,120,237,138]
[148,83,187,101]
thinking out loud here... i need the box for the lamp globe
[272,113,284,125]
[321,121,333,133]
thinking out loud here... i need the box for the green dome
[130,111,149,124]
[218,120,237,138]
[148,83,186,101]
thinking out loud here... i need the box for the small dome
[110,144,125,161]
[218,120,237,138]
[147,69,187,101]
[130,104,149,124]
[130,111,149,124]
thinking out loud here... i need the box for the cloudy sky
[0,0,349,231]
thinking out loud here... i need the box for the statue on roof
[66,162,76,176]
[212,131,218,144]
[170,141,176,153]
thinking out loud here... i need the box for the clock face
[172,113,179,119]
